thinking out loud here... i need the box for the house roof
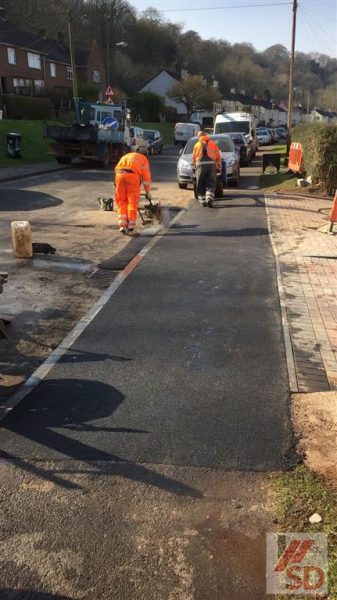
[0,17,92,66]
[139,69,180,91]
[312,107,337,118]
[222,92,286,112]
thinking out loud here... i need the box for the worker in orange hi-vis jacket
[114,151,152,234]
[192,131,221,207]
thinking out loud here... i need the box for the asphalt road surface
[0,150,291,600]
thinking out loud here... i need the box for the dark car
[228,132,253,166]
[275,127,287,140]
[143,129,163,155]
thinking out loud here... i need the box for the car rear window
[184,136,233,154]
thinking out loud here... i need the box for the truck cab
[214,112,258,156]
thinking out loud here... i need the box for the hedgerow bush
[0,94,52,120]
[293,122,337,195]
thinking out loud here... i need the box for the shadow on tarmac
[0,189,63,211]
[0,591,74,600]
[0,378,203,499]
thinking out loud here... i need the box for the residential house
[0,16,105,98]
[138,70,188,116]
[221,90,287,126]
[310,108,337,124]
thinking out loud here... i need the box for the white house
[310,108,337,124]
[138,70,188,116]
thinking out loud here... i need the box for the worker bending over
[114,151,152,234]
[192,131,221,207]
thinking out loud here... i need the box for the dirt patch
[292,391,337,485]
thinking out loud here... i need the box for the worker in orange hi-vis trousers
[114,151,152,235]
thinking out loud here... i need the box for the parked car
[256,128,272,145]
[268,128,279,143]
[129,126,149,155]
[228,132,253,166]
[177,134,240,195]
[174,122,201,146]
[275,127,287,140]
[143,129,163,155]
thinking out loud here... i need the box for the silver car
[256,128,272,145]
[177,134,240,191]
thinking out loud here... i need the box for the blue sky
[130,0,337,58]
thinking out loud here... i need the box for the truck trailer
[45,101,131,166]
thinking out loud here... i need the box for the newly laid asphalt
[0,177,290,471]
[0,150,293,599]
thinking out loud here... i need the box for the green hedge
[293,122,337,195]
[0,94,53,120]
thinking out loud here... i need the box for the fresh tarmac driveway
[0,195,290,469]
[0,154,292,600]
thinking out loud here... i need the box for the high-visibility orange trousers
[115,171,140,230]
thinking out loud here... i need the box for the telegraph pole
[287,0,298,152]
[68,12,79,123]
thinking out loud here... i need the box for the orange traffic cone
[329,190,337,232]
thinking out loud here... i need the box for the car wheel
[56,156,71,164]
[215,180,223,198]
[178,183,188,189]
[103,150,110,168]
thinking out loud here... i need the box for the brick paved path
[266,194,337,393]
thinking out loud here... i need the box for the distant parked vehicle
[174,122,201,146]
[256,128,272,145]
[143,129,163,155]
[275,127,287,140]
[228,132,253,166]
[130,126,150,155]
[268,128,279,143]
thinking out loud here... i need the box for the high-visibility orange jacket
[192,135,222,170]
[115,152,151,190]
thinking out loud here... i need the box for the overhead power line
[162,2,291,13]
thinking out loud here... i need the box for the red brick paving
[266,194,337,392]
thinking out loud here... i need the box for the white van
[174,122,201,146]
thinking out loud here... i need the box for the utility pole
[68,12,79,123]
[287,0,298,153]
[107,15,111,86]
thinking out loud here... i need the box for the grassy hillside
[0,120,54,167]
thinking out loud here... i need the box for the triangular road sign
[105,85,114,96]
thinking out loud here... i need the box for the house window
[92,70,101,83]
[7,47,16,65]
[50,63,56,78]
[13,78,33,95]
[66,66,73,80]
[34,80,45,93]
[27,52,41,69]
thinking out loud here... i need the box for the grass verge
[138,121,174,145]
[0,120,54,167]
[260,170,299,192]
[272,466,337,599]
